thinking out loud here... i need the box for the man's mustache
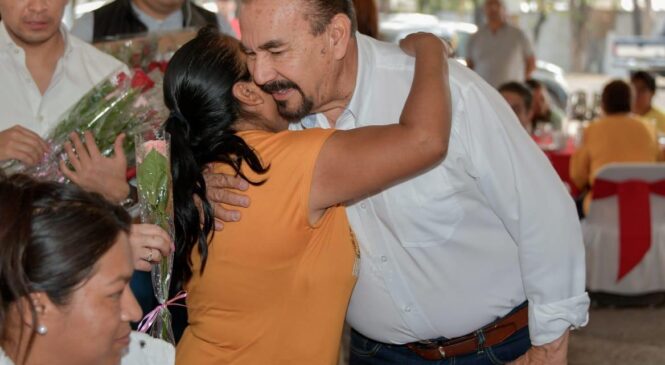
[260,80,302,94]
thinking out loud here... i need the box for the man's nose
[26,0,49,13]
[249,54,277,86]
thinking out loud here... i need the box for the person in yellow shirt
[571,79,662,215]
[631,70,665,134]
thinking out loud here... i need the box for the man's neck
[7,25,65,95]
[488,19,505,32]
[318,37,359,128]
[635,105,652,116]
[132,0,182,21]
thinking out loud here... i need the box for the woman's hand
[129,224,174,272]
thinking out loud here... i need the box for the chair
[583,163,665,295]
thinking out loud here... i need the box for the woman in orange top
[571,79,662,214]
[166,29,451,365]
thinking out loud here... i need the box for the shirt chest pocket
[378,166,463,247]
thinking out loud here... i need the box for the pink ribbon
[137,291,187,333]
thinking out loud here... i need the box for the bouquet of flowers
[2,69,166,182]
[135,127,179,345]
[94,29,197,72]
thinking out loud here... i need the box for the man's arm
[0,125,49,166]
[460,81,589,358]
[509,330,569,365]
[525,55,536,79]
[522,30,536,79]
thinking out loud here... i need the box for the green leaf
[137,148,170,217]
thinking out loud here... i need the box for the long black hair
[164,27,268,289]
[0,174,131,356]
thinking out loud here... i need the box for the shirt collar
[344,32,370,124]
[299,32,371,130]
[0,21,72,58]
[130,2,183,29]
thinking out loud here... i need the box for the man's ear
[232,81,264,107]
[328,13,352,60]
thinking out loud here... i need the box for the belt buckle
[438,346,447,358]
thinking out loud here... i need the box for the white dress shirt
[293,34,589,346]
[0,23,125,137]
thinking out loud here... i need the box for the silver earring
[36,325,48,335]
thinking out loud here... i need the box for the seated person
[631,70,665,134]
[570,80,662,214]
[526,78,564,131]
[72,0,233,43]
[0,174,174,365]
[498,81,533,133]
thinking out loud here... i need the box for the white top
[466,23,534,88]
[121,331,175,365]
[0,332,174,365]
[293,34,589,346]
[0,22,125,136]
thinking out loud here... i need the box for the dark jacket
[92,0,218,42]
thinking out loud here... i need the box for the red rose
[131,69,155,92]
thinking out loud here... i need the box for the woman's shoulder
[120,332,175,365]
[241,128,335,156]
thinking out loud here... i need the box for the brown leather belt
[405,304,529,360]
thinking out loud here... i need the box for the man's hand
[508,330,569,365]
[0,125,49,166]
[129,224,174,272]
[203,169,250,230]
[60,131,129,203]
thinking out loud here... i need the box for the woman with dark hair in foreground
[0,174,174,365]
[167,29,451,364]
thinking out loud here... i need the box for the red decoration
[592,179,665,280]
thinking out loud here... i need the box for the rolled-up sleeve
[460,82,590,346]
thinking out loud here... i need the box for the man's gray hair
[241,0,357,35]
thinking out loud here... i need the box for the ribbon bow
[592,179,665,281]
[137,291,187,333]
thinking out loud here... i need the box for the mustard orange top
[176,128,357,365]
[570,114,662,213]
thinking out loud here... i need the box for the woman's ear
[233,81,264,107]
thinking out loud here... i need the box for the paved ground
[569,306,665,364]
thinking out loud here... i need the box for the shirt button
[37,115,44,123]
[13,48,19,54]
[360,203,367,209]
[404,305,412,313]
[381,256,388,263]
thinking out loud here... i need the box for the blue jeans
[349,326,531,365]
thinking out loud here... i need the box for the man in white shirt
[0,0,132,203]
[466,0,536,88]
[209,0,589,364]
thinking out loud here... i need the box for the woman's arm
[309,33,452,220]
